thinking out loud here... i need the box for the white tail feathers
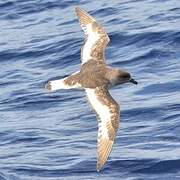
[45,72,81,91]
[45,79,67,91]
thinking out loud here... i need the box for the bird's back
[79,60,109,88]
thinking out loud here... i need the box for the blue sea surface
[0,0,180,179]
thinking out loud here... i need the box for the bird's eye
[121,73,130,79]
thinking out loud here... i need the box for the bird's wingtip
[96,163,103,172]
[75,6,81,13]
[75,6,78,10]
[96,167,100,172]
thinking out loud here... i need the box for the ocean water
[0,0,180,179]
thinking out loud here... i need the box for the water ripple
[0,0,180,179]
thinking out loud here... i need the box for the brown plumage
[45,7,137,172]
[75,7,110,63]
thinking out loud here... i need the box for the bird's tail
[45,71,81,91]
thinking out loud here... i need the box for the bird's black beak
[130,78,138,85]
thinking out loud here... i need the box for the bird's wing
[85,87,119,171]
[75,7,110,64]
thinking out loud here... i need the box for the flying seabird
[45,7,137,171]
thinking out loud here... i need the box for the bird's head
[108,69,138,86]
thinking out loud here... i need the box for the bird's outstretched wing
[75,7,110,64]
[85,87,119,171]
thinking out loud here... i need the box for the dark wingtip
[75,6,80,12]
[75,6,83,14]
[96,165,102,172]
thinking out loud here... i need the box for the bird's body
[45,7,137,171]
[80,60,109,88]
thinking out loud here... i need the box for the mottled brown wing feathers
[85,87,120,171]
[75,7,110,63]
[75,7,95,26]
[97,137,113,171]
